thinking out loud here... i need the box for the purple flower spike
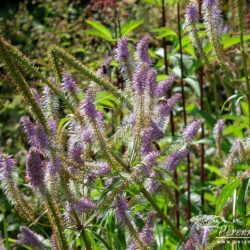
[186,3,199,25]
[69,143,84,164]
[114,195,127,222]
[17,226,44,250]
[81,86,98,119]
[140,127,153,155]
[136,35,151,64]
[203,0,216,9]
[81,128,94,144]
[26,147,45,188]
[74,198,96,213]
[213,119,225,139]
[133,63,148,93]
[61,73,77,93]
[146,68,157,96]
[0,152,15,179]
[157,93,181,126]
[140,213,155,245]
[48,156,61,175]
[157,74,176,98]
[142,151,158,175]
[164,148,189,172]
[20,116,36,145]
[48,119,57,137]
[35,125,49,151]
[182,119,202,142]
[115,37,130,60]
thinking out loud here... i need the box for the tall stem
[235,0,250,128]
[162,0,179,228]
[177,3,191,222]
[199,0,205,210]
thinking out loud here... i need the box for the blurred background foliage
[0,0,250,249]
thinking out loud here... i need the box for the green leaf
[121,20,144,36]
[237,178,249,225]
[215,179,241,215]
[85,20,113,41]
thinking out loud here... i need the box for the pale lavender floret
[156,74,176,98]
[125,113,135,129]
[182,119,202,142]
[69,143,84,164]
[186,3,199,25]
[133,63,148,93]
[140,213,155,245]
[81,128,94,144]
[73,198,96,213]
[48,156,61,175]
[20,116,36,145]
[164,148,189,172]
[81,86,98,119]
[97,57,112,77]
[142,151,158,175]
[140,127,153,155]
[17,226,44,250]
[61,73,77,93]
[136,35,151,64]
[26,147,45,188]
[114,195,127,222]
[0,152,15,179]
[115,37,130,60]
[157,93,181,126]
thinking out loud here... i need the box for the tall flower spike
[114,195,127,222]
[133,63,148,94]
[35,124,49,151]
[26,147,45,189]
[139,212,155,245]
[81,128,94,144]
[146,68,157,96]
[140,127,153,155]
[157,93,181,127]
[115,37,130,61]
[213,119,225,155]
[182,119,202,142]
[17,226,44,250]
[164,147,189,172]
[69,142,84,164]
[61,73,77,93]
[47,156,61,175]
[0,152,15,179]
[202,0,223,63]
[185,3,199,25]
[81,86,98,119]
[136,35,151,65]
[20,116,36,145]
[73,198,96,213]
[157,74,176,98]
[142,151,158,175]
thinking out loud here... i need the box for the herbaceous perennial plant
[0,34,204,249]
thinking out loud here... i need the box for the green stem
[42,190,68,250]
[140,188,186,241]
